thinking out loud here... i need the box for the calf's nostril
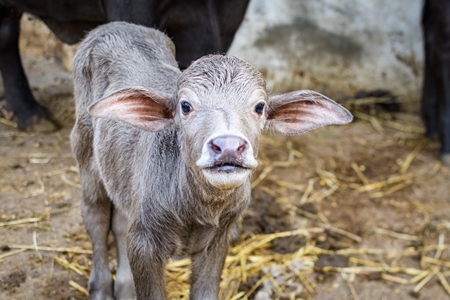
[237,142,247,154]
[210,141,222,154]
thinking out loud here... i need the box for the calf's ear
[88,87,176,132]
[266,90,353,134]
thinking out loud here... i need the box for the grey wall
[229,0,423,110]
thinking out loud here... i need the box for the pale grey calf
[71,22,352,300]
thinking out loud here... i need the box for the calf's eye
[181,101,192,115]
[254,103,265,115]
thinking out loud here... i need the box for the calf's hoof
[114,284,136,300]
[88,281,115,300]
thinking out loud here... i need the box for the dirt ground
[1,33,450,300]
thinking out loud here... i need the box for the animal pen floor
[0,57,450,300]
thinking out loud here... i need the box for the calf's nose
[209,135,247,158]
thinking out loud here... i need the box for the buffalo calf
[71,22,353,300]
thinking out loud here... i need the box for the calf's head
[89,55,352,190]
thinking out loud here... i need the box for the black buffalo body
[0,0,249,129]
[421,0,450,164]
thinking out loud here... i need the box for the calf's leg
[127,221,169,300]
[189,232,229,300]
[112,207,136,300]
[79,169,114,300]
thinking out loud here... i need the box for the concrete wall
[228,0,424,109]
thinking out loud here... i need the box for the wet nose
[209,135,247,157]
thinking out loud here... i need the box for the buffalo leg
[439,49,450,164]
[0,6,54,129]
[421,1,439,138]
[421,48,439,138]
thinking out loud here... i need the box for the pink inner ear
[116,96,173,120]
[267,91,353,135]
[269,101,326,123]
[88,87,175,132]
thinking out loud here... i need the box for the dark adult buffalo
[421,0,450,165]
[0,0,250,130]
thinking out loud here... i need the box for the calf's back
[71,22,182,214]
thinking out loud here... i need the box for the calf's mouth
[208,157,247,173]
